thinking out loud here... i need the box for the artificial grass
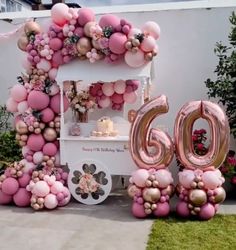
[147,214,236,250]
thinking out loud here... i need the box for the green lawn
[147,214,236,250]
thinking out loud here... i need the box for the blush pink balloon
[132,169,149,188]
[109,32,127,55]
[98,97,111,108]
[43,143,57,156]
[6,98,18,112]
[44,193,58,209]
[199,203,215,220]
[18,174,31,188]
[27,134,45,151]
[36,58,52,72]
[41,107,55,123]
[33,151,44,164]
[17,101,28,114]
[32,181,50,197]
[153,202,170,217]
[51,3,70,26]
[78,8,95,26]
[111,93,124,104]
[142,21,160,40]
[124,50,145,68]
[155,169,173,188]
[10,84,27,102]
[50,181,64,194]
[48,68,58,80]
[2,178,19,195]
[58,187,71,206]
[102,83,115,97]
[74,27,84,37]
[202,171,221,190]
[27,90,50,110]
[50,94,69,114]
[49,38,63,51]
[132,202,147,218]
[178,169,195,189]
[0,190,12,204]
[140,36,156,52]
[176,201,190,217]
[99,14,120,29]
[114,80,126,94]
[123,92,137,104]
[52,51,64,68]
[128,28,142,38]
[13,188,31,207]
[23,161,36,173]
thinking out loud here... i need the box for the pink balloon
[202,170,221,190]
[142,21,161,40]
[27,134,45,151]
[132,202,147,218]
[23,161,36,173]
[111,93,124,104]
[89,83,102,97]
[123,92,137,104]
[153,202,170,217]
[102,83,115,97]
[44,193,58,209]
[155,169,173,188]
[18,174,31,188]
[27,90,50,110]
[32,181,50,197]
[58,187,71,206]
[50,94,69,114]
[140,36,156,52]
[51,3,70,26]
[128,28,142,38]
[49,38,63,51]
[199,203,216,220]
[49,83,60,96]
[98,97,111,108]
[178,170,195,189]
[50,181,64,194]
[33,151,44,164]
[176,201,190,217]
[10,84,27,102]
[126,79,139,91]
[99,14,120,29]
[114,80,126,94]
[124,50,145,68]
[74,27,84,37]
[109,33,127,55]
[52,51,64,68]
[13,188,31,207]
[43,143,57,156]
[41,107,55,123]
[36,59,52,72]
[17,101,28,114]
[6,98,18,112]
[22,146,30,158]
[0,190,12,204]
[132,169,149,188]
[2,178,19,195]
[48,68,58,80]
[55,152,60,167]
[78,8,95,26]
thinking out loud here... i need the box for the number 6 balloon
[130,95,174,169]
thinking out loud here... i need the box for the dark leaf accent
[81,193,89,199]
[82,164,90,173]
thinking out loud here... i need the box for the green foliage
[205,12,236,137]
[0,105,13,132]
[147,215,236,250]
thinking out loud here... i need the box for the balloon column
[128,95,175,218]
[175,101,230,220]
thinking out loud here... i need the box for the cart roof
[56,59,153,84]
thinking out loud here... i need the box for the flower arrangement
[192,129,208,156]
[220,150,236,185]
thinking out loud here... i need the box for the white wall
[0,3,235,175]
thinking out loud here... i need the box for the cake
[96,117,114,134]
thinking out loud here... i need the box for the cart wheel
[68,160,112,205]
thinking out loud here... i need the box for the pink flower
[227,157,236,166]
[98,37,109,49]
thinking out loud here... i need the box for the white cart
[56,60,153,205]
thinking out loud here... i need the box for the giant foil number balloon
[130,95,174,169]
[174,100,230,170]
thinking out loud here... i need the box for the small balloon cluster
[176,169,226,220]
[128,168,174,218]
[27,169,70,210]
[89,80,139,110]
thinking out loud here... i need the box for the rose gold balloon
[127,184,140,198]
[43,128,57,141]
[189,189,207,206]
[24,21,41,34]
[130,95,174,169]
[76,37,92,55]
[128,109,137,123]
[142,187,161,203]
[16,120,28,134]
[213,187,226,203]
[84,21,96,37]
[17,35,29,51]
[174,101,230,170]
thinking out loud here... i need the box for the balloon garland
[174,101,230,220]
